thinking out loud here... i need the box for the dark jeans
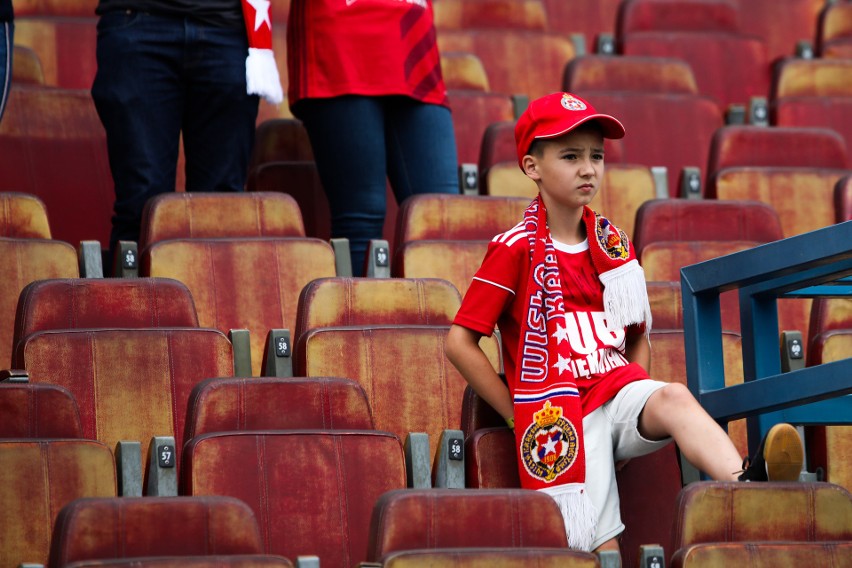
[0,21,12,123]
[92,11,259,253]
[297,95,459,275]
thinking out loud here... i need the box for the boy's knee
[654,382,694,407]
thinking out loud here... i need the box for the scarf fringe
[599,259,652,335]
[539,484,598,551]
[246,47,284,104]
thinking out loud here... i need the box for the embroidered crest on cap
[520,401,579,483]
[561,94,587,111]
[595,214,630,260]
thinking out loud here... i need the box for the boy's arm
[445,324,514,423]
[625,329,651,372]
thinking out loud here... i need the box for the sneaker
[737,423,804,482]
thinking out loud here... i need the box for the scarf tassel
[246,47,284,105]
[599,259,652,335]
[540,484,598,551]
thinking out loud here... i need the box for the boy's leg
[637,382,802,481]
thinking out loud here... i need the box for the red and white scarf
[241,0,284,104]
[513,196,651,550]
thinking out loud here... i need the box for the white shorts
[583,379,672,550]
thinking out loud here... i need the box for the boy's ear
[522,155,541,180]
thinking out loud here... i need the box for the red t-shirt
[287,0,448,108]
[453,222,649,417]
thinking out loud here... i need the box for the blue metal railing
[680,221,852,457]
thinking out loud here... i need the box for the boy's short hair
[515,92,625,169]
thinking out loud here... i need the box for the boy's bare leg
[637,382,743,481]
[594,537,620,554]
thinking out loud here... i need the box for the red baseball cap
[514,92,625,168]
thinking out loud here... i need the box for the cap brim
[536,114,626,141]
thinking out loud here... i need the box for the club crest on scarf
[521,400,580,483]
[595,214,630,261]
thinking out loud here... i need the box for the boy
[445,92,805,554]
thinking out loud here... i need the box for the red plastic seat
[733,0,824,64]
[0,382,83,438]
[0,192,52,238]
[818,1,852,58]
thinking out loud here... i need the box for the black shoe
[737,423,804,482]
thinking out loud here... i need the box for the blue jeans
[0,21,12,124]
[92,11,259,253]
[296,96,459,275]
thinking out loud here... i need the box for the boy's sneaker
[737,423,804,482]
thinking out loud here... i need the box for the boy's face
[521,126,605,211]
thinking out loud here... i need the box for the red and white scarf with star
[241,0,283,104]
[513,196,651,551]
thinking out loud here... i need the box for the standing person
[92,0,282,267]
[0,0,12,123]
[287,0,459,276]
[445,92,804,556]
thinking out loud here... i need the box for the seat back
[819,1,852,58]
[395,194,529,246]
[139,192,306,250]
[381,548,598,567]
[734,0,824,63]
[49,496,264,568]
[672,481,852,549]
[181,430,407,567]
[297,325,500,465]
[143,237,337,376]
[18,327,234,472]
[65,556,293,568]
[632,199,783,256]
[0,382,83,438]
[184,376,374,446]
[0,192,52,238]
[13,277,199,363]
[367,488,568,561]
[671,541,852,568]
[0,439,117,568]
[446,90,516,165]
[393,240,490,297]
[0,238,79,367]
[440,51,490,92]
[836,175,852,222]
[565,54,699,94]
[0,86,113,246]
[13,17,99,88]
[542,0,622,52]
[432,0,548,31]
[295,277,461,340]
[250,118,315,170]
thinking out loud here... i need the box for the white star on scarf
[553,353,573,375]
[246,0,271,31]
[553,321,570,344]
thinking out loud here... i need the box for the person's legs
[582,406,624,553]
[297,96,389,275]
[638,381,753,480]
[0,20,13,124]
[383,96,459,201]
[181,20,258,192]
[91,11,184,253]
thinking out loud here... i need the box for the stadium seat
[295,277,461,341]
[184,376,374,446]
[772,58,852,153]
[0,191,52,238]
[379,548,599,567]
[616,0,772,112]
[440,50,490,91]
[12,16,98,89]
[671,481,852,552]
[632,199,784,256]
[65,556,293,568]
[142,237,337,376]
[181,430,407,567]
[11,44,46,85]
[12,277,199,357]
[818,0,852,58]
[0,382,83,438]
[0,238,79,367]
[17,327,234,477]
[249,119,315,172]
[0,85,113,247]
[48,496,267,568]
[296,324,500,467]
[733,0,824,63]
[395,193,528,246]
[437,28,579,100]
[563,56,724,197]
[392,240,490,297]
[12,0,98,18]
[432,0,548,31]
[139,192,306,250]
[671,541,852,568]
[446,90,516,165]
[0,438,116,568]
[365,489,588,563]
[541,0,623,53]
